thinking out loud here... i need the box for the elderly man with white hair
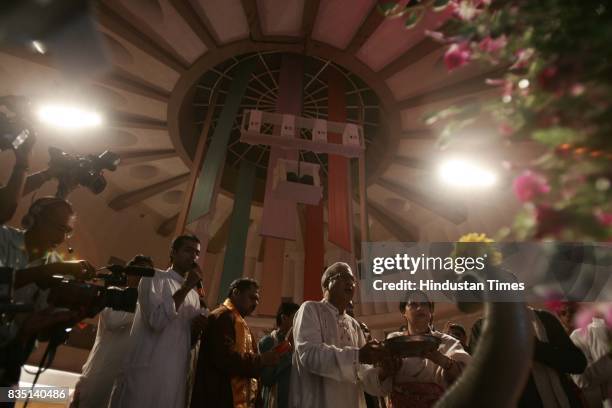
[289,262,392,408]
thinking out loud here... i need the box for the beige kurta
[289,300,386,408]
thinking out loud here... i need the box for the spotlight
[438,159,497,188]
[37,104,102,129]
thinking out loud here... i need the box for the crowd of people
[0,138,610,408]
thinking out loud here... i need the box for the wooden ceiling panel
[193,0,249,44]
[97,26,180,91]
[258,0,305,37]
[381,162,430,187]
[399,88,498,131]
[311,0,376,50]
[356,5,453,72]
[386,48,495,101]
[367,184,438,228]
[87,83,168,121]
[97,128,173,150]
[0,52,63,96]
[397,138,438,158]
[107,156,188,194]
[111,0,208,63]
[142,180,189,218]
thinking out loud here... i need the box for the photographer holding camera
[0,196,95,389]
[70,254,154,408]
[0,96,36,224]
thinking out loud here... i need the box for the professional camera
[0,96,31,151]
[46,264,155,317]
[48,146,120,197]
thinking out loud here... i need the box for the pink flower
[478,35,507,53]
[450,0,490,21]
[513,170,551,202]
[499,122,514,136]
[596,210,612,226]
[511,48,535,70]
[444,42,471,71]
[574,307,596,331]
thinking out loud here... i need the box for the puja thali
[383,334,441,358]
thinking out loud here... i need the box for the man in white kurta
[109,236,207,408]
[71,255,154,408]
[289,262,390,408]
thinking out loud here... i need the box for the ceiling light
[31,40,46,54]
[37,104,103,129]
[438,159,497,188]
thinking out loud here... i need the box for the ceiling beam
[378,177,467,224]
[397,68,505,110]
[107,111,167,130]
[367,200,419,242]
[379,37,442,79]
[116,149,176,165]
[345,4,386,53]
[98,70,170,102]
[241,0,263,40]
[157,213,179,237]
[301,0,321,39]
[167,0,218,51]
[109,173,188,210]
[393,155,430,170]
[399,129,435,139]
[96,2,187,73]
[0,45,171,103]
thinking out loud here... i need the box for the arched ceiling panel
[97,26,180,91]
[311,0,376,49]
[356,6,453,72]
[385,48,496,101]
[193,0,249,44]
[258,0,305,37]
[110,0,208,63]
[399,89,499,131]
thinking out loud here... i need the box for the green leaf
[404,9,425,29]
[432,0,451,11]
[532,127,583,146]
[377,2,401,17]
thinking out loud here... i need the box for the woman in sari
[382,291,471,408]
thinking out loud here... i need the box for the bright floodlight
[438,159,497,188]
[37,104,103,129]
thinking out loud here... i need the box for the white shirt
[108,268,203,408]
[75,308,134,408]
[289,300,385,408]
[571,318,612,408]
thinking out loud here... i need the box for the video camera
[0,264,154,316]
[48,146,120,198]
[46,264,155,317]
[0,96,32,151]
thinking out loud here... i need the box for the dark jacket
[518,309,587,408]
[190,304,262,408]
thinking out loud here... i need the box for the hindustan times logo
[371,253,487,275]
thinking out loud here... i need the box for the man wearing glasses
[0,196,94,394]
